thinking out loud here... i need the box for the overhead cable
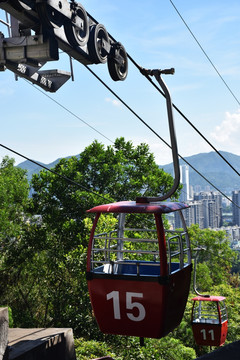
[23,13,240,190]
[0,143,112,203]
[102,9,240,178]
[127,55,240,178]
[191,240,238,267]
[25,79,114,144]
[24,64,239,209]
[14,55,240,207]
[84,65,240,208]
[168,0,240,107]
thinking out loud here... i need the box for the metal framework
[0,0,128,91]
[90,226,191,276]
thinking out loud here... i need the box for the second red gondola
[191,295,228,347]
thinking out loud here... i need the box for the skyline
[0,0,240,167]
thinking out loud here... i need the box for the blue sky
[0,0,240,166]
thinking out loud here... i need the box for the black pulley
[107,42,128,81]
[88,24,110,64]
[64,4,89,47]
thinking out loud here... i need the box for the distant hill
[17,159,56,181]
[17,156,76,181]
[160,151,240,194]
[17,151,240,193]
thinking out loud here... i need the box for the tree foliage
[75,336,197,360]
[188,224,237,286]
[0,141,240,359]
[30,137,177,253]
[0,156,29,246]
[1,138,177,331]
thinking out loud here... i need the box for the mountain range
[17,151,240,194]
[161,151,240,194]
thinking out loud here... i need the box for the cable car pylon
[86,68,192,340]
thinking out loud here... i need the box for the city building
[232,190,240,226]
[175,191,222,229]
[179,165,190,202]
[175,167,238,232]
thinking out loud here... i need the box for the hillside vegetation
[1,140,240,359]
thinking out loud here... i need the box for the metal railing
[90,227,191,276]
[192,301,227,324]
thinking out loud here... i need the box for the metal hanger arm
[136,68,180,203]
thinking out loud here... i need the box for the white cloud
[210,110,240,153]
[105,97,121,107]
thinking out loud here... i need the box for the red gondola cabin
[86,201,192,339]
[191,295,228,346]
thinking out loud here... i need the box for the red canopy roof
[87,201,189,214]
[192,295,226,302]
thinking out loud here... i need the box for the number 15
[106,291,146,322]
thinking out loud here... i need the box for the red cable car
[86,68,192,339]
[191,295,228,347]
[86,200,192,338]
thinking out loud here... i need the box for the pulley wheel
[107,43,128,81]
[88,24,109,64]
[36,1,64,29]
[64,4,89,47]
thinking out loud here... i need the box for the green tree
[74,336,196,360]
[0,156,32,321]
[2,138,178,332]
[1,148,240,359]
[0,156,29,247]
[31,137,178,250]
[188,224,236,286]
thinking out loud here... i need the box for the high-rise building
[194,192,222,228]
[175,200,204,229]
[232,190,240,226]
[179,165,190,202]
[175,191,222,229]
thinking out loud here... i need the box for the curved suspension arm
[193,247,210,298]
[136,68,180,203]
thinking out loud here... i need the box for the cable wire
[127,54,240,178]
[89,10,240,178]
[25,79,114,144]
[84,65,240,209]
[4,28,239,208]
[0,143,112,203]
[9,73,240,210]
[168,0,240,107]
[21,63,240,209]
[191,240,239,267]
[9,9,240,195]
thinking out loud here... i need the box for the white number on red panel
[200,329,215,341]
[106,291,146,321]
